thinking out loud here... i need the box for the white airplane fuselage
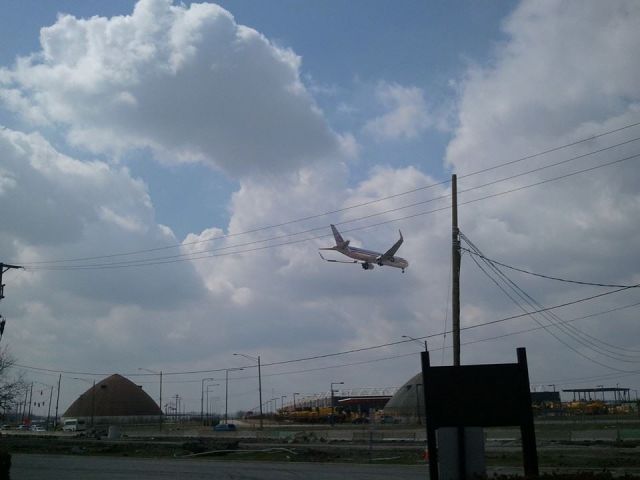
[320,224,409,272]
[335,245,409,270]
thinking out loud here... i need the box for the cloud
[363,82,437,140]
[0,127,206,312]
[443,0,640,378]
[3,0,640,414]
[0,0,343,177]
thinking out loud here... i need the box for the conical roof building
[383,372,424,423]
[63,374,161,424]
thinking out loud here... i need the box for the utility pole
[27,383,33,423]
[233,353,263,430]
[46,384,53,429]
[451,174,461,366]
[0,263,23,344]
[0,263,23,302]
[90,379,96,427]
[54,374,61,429]
[257,356,263,430]
[158,371,163,431]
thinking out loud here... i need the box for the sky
[1,0,640,417]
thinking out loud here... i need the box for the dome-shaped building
[383,372,425,424]
[63,374,161,425]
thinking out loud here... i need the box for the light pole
[225,368,244,424]
[597,385,604,402]
[281,395,287,413]
[234,353,263,430]
[330,382,344,425]
[34,381,54,430]
[402,335,428,351]
[72,377,96,427]
[200,377,215,424]
[293,393,300,411]
[139,368,163,431]
[206,384,219,422]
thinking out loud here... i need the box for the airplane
[319,224,409,272]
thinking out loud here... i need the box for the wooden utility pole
[0,263,23,301]
[452,174,461,366]
[54,374,61,429]
[0,263,23,343]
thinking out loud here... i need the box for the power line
[22,149,640,271]
[461,233,640,356]
[460,248,637,288]
[18,121,640,267]
[461,233,640,370]
[13,283,639,378]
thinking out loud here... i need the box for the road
[11,454,429,480]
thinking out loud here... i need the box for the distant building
[384,372,423,424]
[530,391,561,405]
[385,373,560,423]
[63,374,161,425]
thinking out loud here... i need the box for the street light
[139,368,163,431]
[402,335,428,351]
[225,368,244,424]
[293,393,300,411]
[34,381,54,430]
[234,353,263,430]
[281,395,287,413]
[330,382,344,425]
[206,384,219,421]
[200,377,215,425]
[72,377,96,427]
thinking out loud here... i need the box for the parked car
[352,417,370,424]
[380,415,400,424]
[16,424,29,431]
[30,425,46,432]
[213,423,237,432]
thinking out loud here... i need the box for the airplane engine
[362,263,374,270]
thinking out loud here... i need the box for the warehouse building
[62,374,161,425]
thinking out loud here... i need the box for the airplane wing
[378,230,403,261]
[318,252,358,264]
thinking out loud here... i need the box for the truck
[62,418,86,432]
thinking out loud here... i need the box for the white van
[62,419,86,432]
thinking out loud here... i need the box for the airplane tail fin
[319,224,350,251]
[330,224,344,245]
[330,224,350,249]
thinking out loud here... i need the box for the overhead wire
[17,121,640,268]
[460,233,640,369]
[461,233,640,357]
[23,300,640,392]
[460,248,636,288]
[13,283,639,378]
[21,148,640,271]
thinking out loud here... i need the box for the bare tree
[0,348,25,417]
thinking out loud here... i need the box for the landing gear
[362,262,373,270]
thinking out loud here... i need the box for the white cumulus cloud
[364,82,437,140]
[0,0,343,177]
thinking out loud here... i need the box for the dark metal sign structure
[421,347,538,479]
